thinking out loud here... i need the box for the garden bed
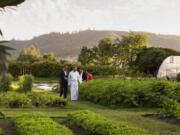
[66,110,152,135]
[0,92,67,108]
[79,79,180,108]
[144,114,180,125]
[13,113,74,135]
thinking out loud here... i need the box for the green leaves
[66,110,151,135]
[79,79,180,108]
[0,41,14,76]
[0,92,67,108]
[14,113,74,135]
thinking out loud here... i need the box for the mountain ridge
[6,30,180,60]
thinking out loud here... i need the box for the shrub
[0,92,32,108]
[159,98,180,117]
[31,61,62,77]
[8,61,31,77]
[14,113,74,135]
[18,74,34,92]
[66,110,151,135]
[79,79,178,107]
[0,74,13,92]
[27,92,67,107]
[176,73,180,82]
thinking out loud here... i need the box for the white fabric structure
[157,56,180,79]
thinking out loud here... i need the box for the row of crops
[0,92,66,108]
[0,111,152,135]
[79,79,180,108]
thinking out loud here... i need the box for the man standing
[79,68,87,82]
[59,65,68,98]
[68,66,82,100]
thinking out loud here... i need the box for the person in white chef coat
[68,66,82,100]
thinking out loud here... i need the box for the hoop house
[157,56,180,79]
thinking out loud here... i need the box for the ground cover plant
[79,79,180,107]
[159,98,180,118]
[66,110,151,135]
[14,113,74,135]
[0,92,67,108]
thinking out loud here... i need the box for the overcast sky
[0,0,180,40]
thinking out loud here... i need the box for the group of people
[59,66,93,100]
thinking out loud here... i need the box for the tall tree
[18,45,41,63]
[114,33,147,68]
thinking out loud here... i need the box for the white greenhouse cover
[157,56,180,79]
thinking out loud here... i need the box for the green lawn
[0,101,179,135]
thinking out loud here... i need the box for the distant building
[157,56,180,79]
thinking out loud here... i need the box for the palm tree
[0,0,25,76]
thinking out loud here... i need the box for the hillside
[6,30,180,60]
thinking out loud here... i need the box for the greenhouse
[157,56,180,79]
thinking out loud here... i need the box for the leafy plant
[27,92,67,107]
[18,74,34,92]
[14,113,74,135]
[176,73,180,82]
[0,73,13,92]
[66,110,151,135]
[159,98,180,117]
[79,79,179,107]
[0,92,32,108]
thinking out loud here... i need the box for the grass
[0,101,180,135]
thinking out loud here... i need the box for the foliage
[159,98,180,117]
[42,52,57,61]
[8,61,31,77]
[79,79,178,107]
[31,61,62,77]
[8,60,120,77]
[0,42,14,76]
[0,92,67,108]
[66,110,151,135]
[176,73,180,82]
[0,73,13,92]
[133,47,180,75]
[18,74,34,92]
[27,92,67,107]
[78,33,147,69]
[0,92,32,108]
[14,113,74,135]
[0,0,25,8]
[17,45,42,63]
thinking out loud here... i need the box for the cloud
[0,0,180,40]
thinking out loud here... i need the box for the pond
[34,83,55,91]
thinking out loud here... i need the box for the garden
[0,1,180,133]
[0,74,180,135]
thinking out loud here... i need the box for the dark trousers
[60,83,68,98]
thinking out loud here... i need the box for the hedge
[79,79,180,107]
[14,113,74,135]
[159,98,180,118]
[0,92,67,108]
[8,61,121,77]
[66,110,151,135]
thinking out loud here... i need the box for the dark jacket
[81,72,87,81]
[59,70,68,85]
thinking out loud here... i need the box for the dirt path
[0,119,17,135]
